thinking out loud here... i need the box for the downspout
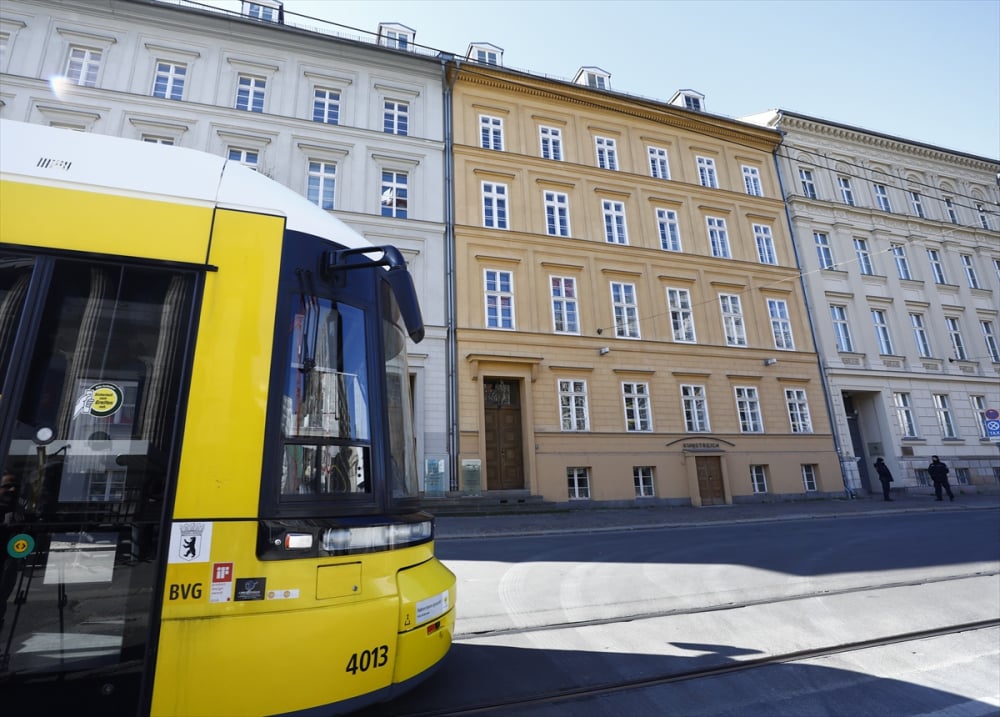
[770,122,855,499]
[440,54,460,492]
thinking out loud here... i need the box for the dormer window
[242,0,282,23]
[574,66,610,90]
[467,42,503,66]
[669,89,705,112]
[378,22,415,50]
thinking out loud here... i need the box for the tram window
[282,298,371,495]
[382,283,418,498]
[0,255,34,382]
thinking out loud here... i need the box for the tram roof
[0,119,371,250]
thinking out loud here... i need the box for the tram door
[483,378,524,491]
[0,255,195,713]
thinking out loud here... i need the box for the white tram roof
[0,119,371,250]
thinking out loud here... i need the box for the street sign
[986,414,1000,442]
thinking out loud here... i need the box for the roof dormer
[669,89,705,112]
[467,42,504,67]
[377,22,416,50]
[574,66,611,90]
[241,0,283,23]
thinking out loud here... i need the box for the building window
[595,137,618,170]
[743,165,763,196]
[927,249,947,284]
[977,203,993,230]
[550,276,579,334]
[567,467,591,499]
[933,394,957,438]
[480,115,504,151]
[559,380,589,432]
[735,386,764,433]
[380,171,408,218]
[972,395,989,439]
[838,176,855,206]
[946,316,967,360]
[383,100,409,135]
[152,61,186,100]
[960,254,981,289]
[227,147,259,170]
[668,288,696,343]
[544,191,570,236]
[754,224,777,265]
[830,304,854,352]
[653,208,682,252]
[473,47,500,65]
[66,45,103,87]
[540,126,563,160]
[707,216,731,258]
[484,269,514,329]
[649,147,671,179]
[910,313,932,358]
[235,74,266,112]
[871,308,894,355]
[854,237,874,275]
[801,465,818,492]
[697,156,718,188]
[142,135,174,145]
[602,200,628,244]
[945,197,959,224]
[955,468,971,485]
[381,28,412,50]
[246,2,280,22]
[981,320,1000,362]
[994,258,1000,285]
[750,465,768,494]
[611,282,640,339]
[891,244,912,280]
[768,298,795,350]
[482,182,508,229]
[799,168,817,199]
[894,392,918,437]
[622,382,652,432]
[814,232,834,269]
[909,191,926,218]
[306,160,335,210]
[633,467,655,498]
[720,294,746,347]
[785,388,813,433]
[874,183,892,212]
[681,384,710,432]
[312,88,340,124]
[915,469,931,487]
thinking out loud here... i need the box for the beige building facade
[449,65,842,505]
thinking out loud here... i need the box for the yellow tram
[0,119,455,716]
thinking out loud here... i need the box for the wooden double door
[483,378,524,491]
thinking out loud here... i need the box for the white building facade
[744,110,1000,493]
[0,0,452,488]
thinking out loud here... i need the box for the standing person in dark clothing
[928,455,954,501]
[873,458,894,501]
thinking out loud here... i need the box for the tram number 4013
[346,645,389,675]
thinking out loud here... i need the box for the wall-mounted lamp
[599,347,611,356]
[763,358,777,366]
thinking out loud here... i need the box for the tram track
[410,619,1000,717]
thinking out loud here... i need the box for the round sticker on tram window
[7,533,35,559]
[75,383,125,418]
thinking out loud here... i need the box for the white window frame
[66,45,102,87]
[544,191,570,237]
[981,320,1000,363]
[946,316,967,360]
[891,244,911,280]
[801,465,818,492]
[838,176,855,206]
[306,159,336,210]
[484,269,514,330]
[854,237,874,275]
[927,249,948,284]
[767,298,795,350]
[480,114,504,151]
[567,467,591,499]
[707,216,731,258]
[235,73,266,112]
[799,168,817,199]
[910,313,932,358]
[977,203,992,230]
[482,181,508,229]
[152,60,186,100]
[602,199,628,245]
[312,87,341,124]
[735,386,764,433]
[633,466,655,498]
[961,254,981,289]
[540,126,563,160]
[719,293,747,347]
[909,191,926,218]
[742,165,763,196]
[945,197,959,224]
[753,224,777,264]
[814,232,834,269]
[622,382,652,432]
[380,170,408,218]
[697,156,718,188]
[750,465,768,494]
[933,394,957,438]
[681,384,710,432]
[383,99,409,135]
[785,388,813,433]
[871,308,894,355]
[595,136,618,170]
[874,183,892,212]
[227,146,259,170]
[894,392,918,437]
[831,304,854,352]
[611,282,640,339]
[559,380,590,432]
[971,395,989,438]
[550,276,579,334]
[649,147,670,179]
[656,208,682,252]
[668,288,696,343]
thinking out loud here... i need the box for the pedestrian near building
[928,455,954,502]
[873,458,894,501]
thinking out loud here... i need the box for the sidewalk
[433,492,1000,539]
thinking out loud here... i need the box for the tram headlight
[320,520,433,554]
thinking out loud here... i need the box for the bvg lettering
[169,582,203,600]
